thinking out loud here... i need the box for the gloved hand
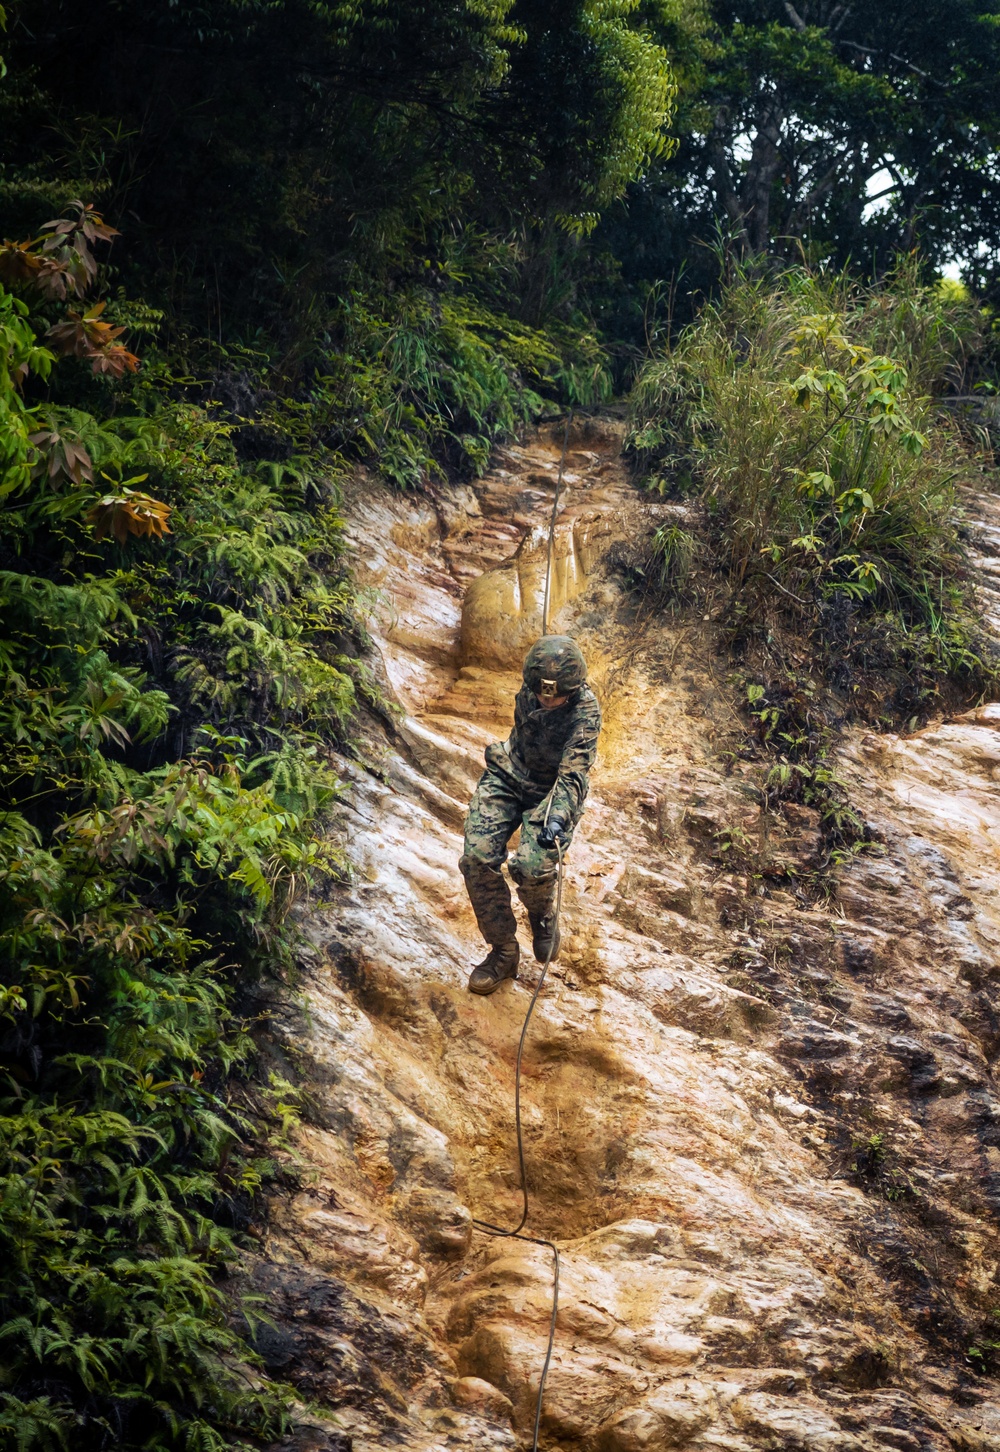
[538,815,568,849]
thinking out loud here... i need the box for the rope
[470,410,575,1451]
[471,842,564,1452]
[541,410,573,637]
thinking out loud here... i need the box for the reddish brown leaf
[88,345,140,377]
[1,203,120,302]
[0,242,76,299]
[87,489,172,545]
[46,303,140,375]
[28,425,94,488]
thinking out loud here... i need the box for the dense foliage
[624,261,999,868]
[0,205,366,1448]
[0,0,675,368]
[628,259,999,727]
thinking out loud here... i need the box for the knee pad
[508,855,555,888]
[460,852,501,880]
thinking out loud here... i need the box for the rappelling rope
[470,840,563,1452]
[541,410,573,637]
[469,410,574,1452]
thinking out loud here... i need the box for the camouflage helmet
[523,635,587,698]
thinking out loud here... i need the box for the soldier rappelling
[460,634,601,995]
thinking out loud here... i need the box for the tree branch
[864,182,901,204]
[786,156,847,230]
[837,38,947,87]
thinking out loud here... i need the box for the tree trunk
[706,109,750,250]
[741,96,786,253]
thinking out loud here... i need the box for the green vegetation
[0,0,675,421]
[309,289,612,488]
[629,261,998,712]
[0,207,358,1449]
[596,0,1000,325]
[968,1311,1000,1375]
[628,259,998,874]
[850,1130,919,1203]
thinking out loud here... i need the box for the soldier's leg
[459,764,523,948]
[509,805,574,961]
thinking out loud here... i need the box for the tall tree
[598,0,1000,317]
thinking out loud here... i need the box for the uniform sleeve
[512,685,531,733]
[504,685,530,753]
[550,690,602,825]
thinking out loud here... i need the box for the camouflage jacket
[495,683,601,825]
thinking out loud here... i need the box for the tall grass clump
[627,260,998,707]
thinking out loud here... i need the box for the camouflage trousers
[459,748,574,948]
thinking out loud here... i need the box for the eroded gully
[249,418,1000,1452]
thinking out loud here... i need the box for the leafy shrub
[305,287,612,488]
[627,261,998,700]
[743,677,868,857]
[608,518,699,609]
[648,521,697,600]
[0,216,360,1449]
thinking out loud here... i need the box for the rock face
[257,420,1000,1452]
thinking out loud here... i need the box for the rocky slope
[253,418,1000,1452]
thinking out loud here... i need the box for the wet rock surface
[258,421,1000,1450]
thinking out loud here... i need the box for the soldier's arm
[548,691,602,825]
[499,684,530,754]
[512,685,531,731]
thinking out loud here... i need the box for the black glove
[538,815,568,848]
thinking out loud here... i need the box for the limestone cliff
[252,419,1000,1452]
